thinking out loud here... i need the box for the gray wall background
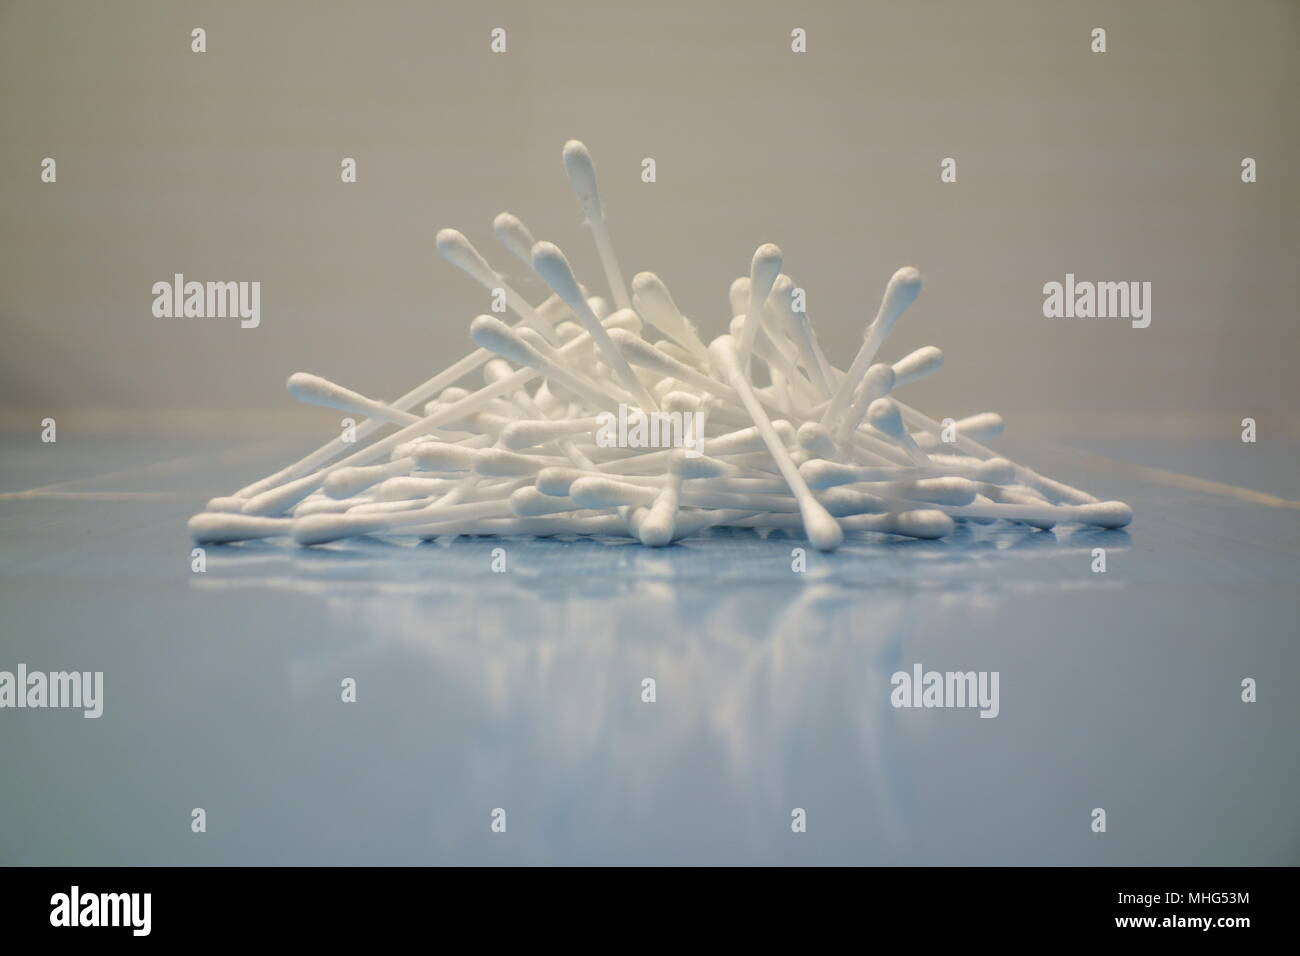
[2,0,1296,436]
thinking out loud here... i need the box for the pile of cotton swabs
[188,140,1131,552]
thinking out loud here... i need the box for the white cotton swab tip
[636,513,675,548]
[188,513,291,544]
[799,503,846,552]
[531,242,586,306]
[661,391,702,415]
[676,455,734,480]
[860,364,896,403]
[728,277,749,317]
[510,487,576,517]
[469,314,537,367]
[535,467,587,497]
[925,454,1016,484]
[875,267,924,336]
[866,398,908,441]
[286,373,353,409]
[205,496,247,513]
[323,465,394,499]
[630,272,706,356]
[892,346,944,387]
[976,457,1017,484]
[880,509,955,539]
[500,417,596,451]
[474,448,552,477]
[286,373,419,428]
[957,412,1005,440]
[737,244,784,367]
[796,423,839,457]
[493,212,536,265]
[292,513,386,547]
[797,460,848,490]
[818,488,886,516]
[435,228,498,287]
[570,476,647,510]
[751,244,783,293]
[1077,501,1134,529]
[892,477,979,506]
[562,140,602,219]
[409,443,479,472]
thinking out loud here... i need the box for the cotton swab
[239,365,542,516]
[324,460,415,498]
[630,273,710,362]
[436,229,560,346]
[637,399,724,546]
[292,488,529,546]
[609,328,741,407]
[866,398,932,466]
[500,416,604,450]
[932,500,1133,529]
[192,137,1131,553]
[821,267,923,433]
[232,273,568,502]
[736,244,784,374]
[492,212,538,267]
[893,402,1098,505]
[562,139,632,311]
[244,306,641,515]
[709,335,843,552]
[891,346,944,388]
[287,373,422,427]
[531,243,658,410]
[732,509,955,540]
[769,275,835,399]
[232,344,499,500]
[836,363,896,447]
[189,513,292,544]
[471,315,624,413]
[914,412,1003,451]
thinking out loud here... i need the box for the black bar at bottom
[0,866,1285,940]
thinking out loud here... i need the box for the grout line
[1052,444,1300,509]
[0,439,284,500]
[0,491,201,501]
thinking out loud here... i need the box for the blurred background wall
[2,0,1296,436]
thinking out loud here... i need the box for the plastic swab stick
[286,373,422,427]
[736,244,783,374]
[630,272,710,361]
[436,228,559,345]
[562,139,632,311]
[531,241,659,411]
[709,335,842,551]
[821,267,923,432]
[867,398,931,466]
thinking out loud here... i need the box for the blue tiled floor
[1,433,1296,864]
